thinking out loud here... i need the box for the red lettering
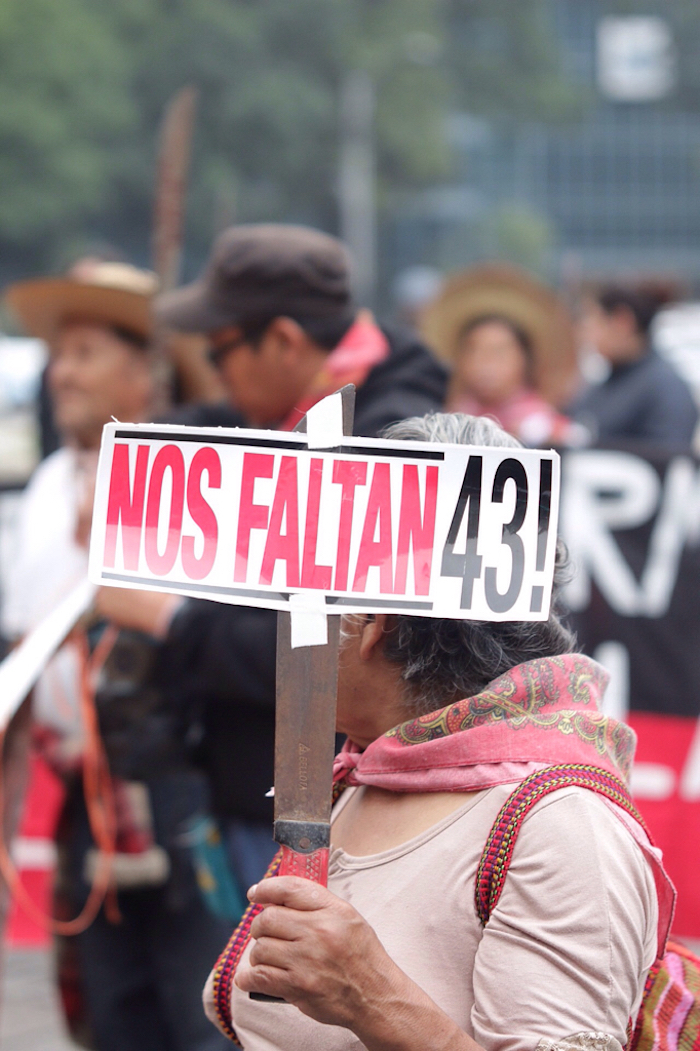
[144,445,185,575]
[352,462,393,593]
[260,456,300,587]
[234,453,274,583]
[300,458,332,590]
[104,443,150,569]
[332,460,367,591]
[394,465,438,595]
[182,448,222,580]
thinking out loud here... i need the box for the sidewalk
[2,949,75,1051]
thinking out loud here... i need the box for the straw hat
[4,262,158,344]
[419,264,577,406]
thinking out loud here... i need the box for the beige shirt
[229,783,659,1051]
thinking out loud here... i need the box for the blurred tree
[105,0,453,271]
[486,204,554,278]
[0,0,574,283]
[443,0,581,123]
[0,0,134,279]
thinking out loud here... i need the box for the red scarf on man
[278,312,389,431]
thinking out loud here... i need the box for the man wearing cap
[155,223,447,433]
[96,224,448,896]
[2,264,229,1051]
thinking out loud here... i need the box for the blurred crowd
[0,221,698,1051]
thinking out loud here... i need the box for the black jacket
[568,349,698,447]
[161,325,447,820]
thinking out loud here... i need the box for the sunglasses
[207,334,249,368]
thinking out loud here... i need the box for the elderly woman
[205,413,672,1051]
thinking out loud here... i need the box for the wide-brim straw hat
[419,264,577,407]
[4,263,158,343]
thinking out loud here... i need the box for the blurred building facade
[389,1,700,289]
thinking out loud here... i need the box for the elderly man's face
[49,322,152,449]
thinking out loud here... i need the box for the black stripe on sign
[325,596,433,610]
[101,572,289,603]
[114,430,307,451]
[113,430,444,460]
[530,586,544,613]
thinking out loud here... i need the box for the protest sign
[89,421,560,622]
[0,577,94,734]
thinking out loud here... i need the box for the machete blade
[249,384,354,1002]
[272,613,340,849]
[272,384,355,859]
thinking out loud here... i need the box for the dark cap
[155,223,353,333]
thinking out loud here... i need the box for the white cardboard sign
[88,421,560,622]
[0,577,95,733]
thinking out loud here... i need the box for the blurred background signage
[561,444,700,938]
[597,16,676,103]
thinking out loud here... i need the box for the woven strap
[211,849,284,1045]
[475,764,649,927]
[212,782,348,1045]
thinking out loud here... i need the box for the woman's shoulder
[473,784,659,1051]
[519,782,643,845]
[510,783,657,905]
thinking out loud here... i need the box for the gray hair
[377,413,575,716]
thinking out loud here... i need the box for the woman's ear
[358,613,392,661]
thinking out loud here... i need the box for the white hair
[366,413,575,715]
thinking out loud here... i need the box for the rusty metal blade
[290,383,356,438]
[250,389,355,1003]
[273,613,340,843]
[272,384,355,853]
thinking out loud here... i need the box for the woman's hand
[226,877,477,1051]
[235,876,402,1030]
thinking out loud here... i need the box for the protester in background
[420,263,582,447]
[95,223,449,898]
[447,314,584,446]
[36,252,224,459]
[2,264,229,1051]
[568,284,699,446]
[204,413,671,1051]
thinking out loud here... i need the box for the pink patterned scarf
[332,653,675,952]
[333,654,635,790]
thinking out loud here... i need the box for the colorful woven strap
[475,763,649,927]
[629,940,700,1051]
[212,782,347,1045]
[211,849,284,1045]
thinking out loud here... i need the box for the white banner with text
[89,421,560,621]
